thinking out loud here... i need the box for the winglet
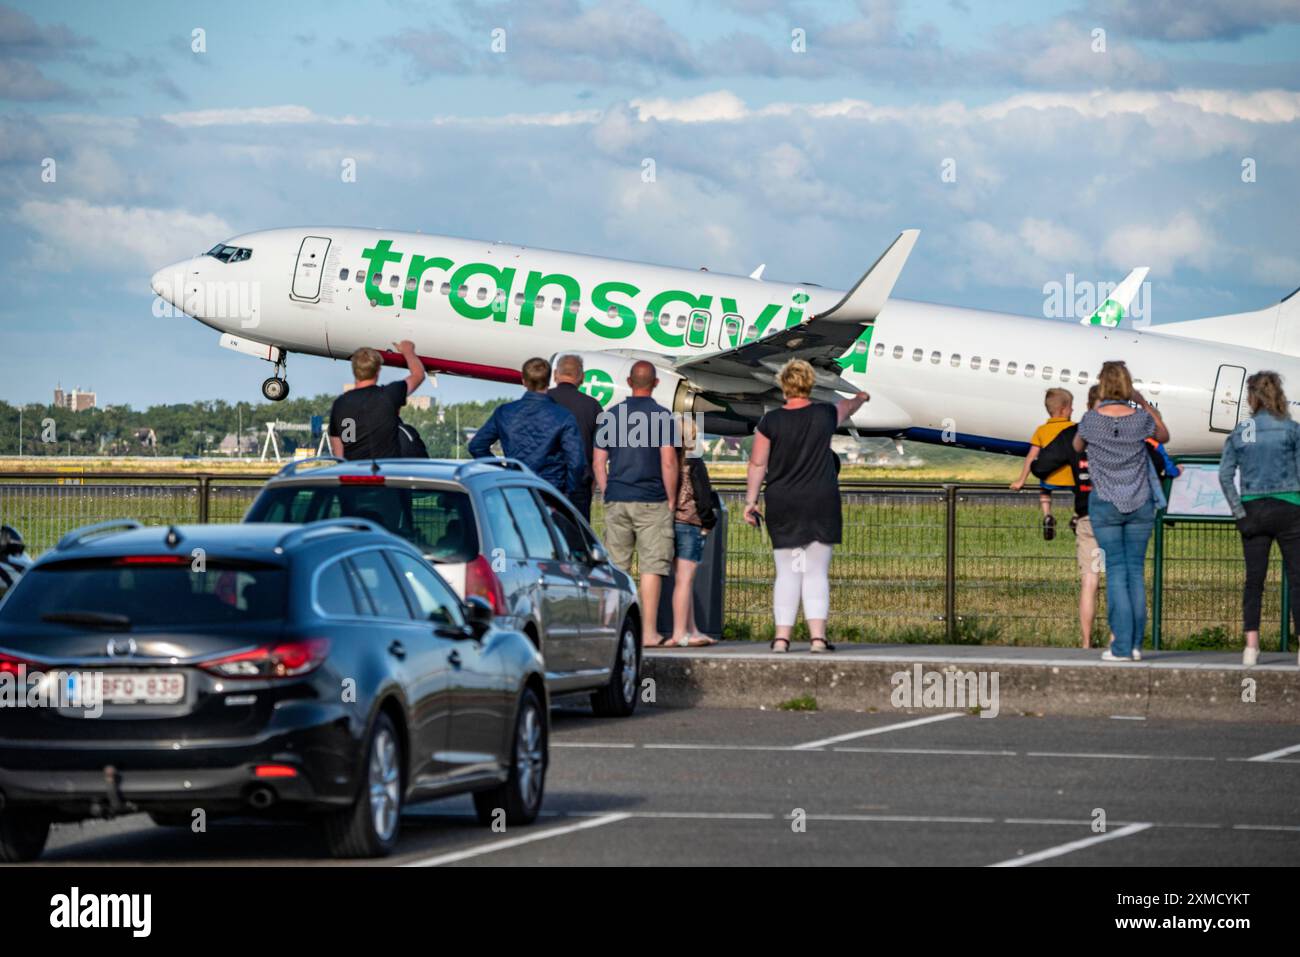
[818,229,919,323]
[749,263,766,280]
[1082,267,1148,328]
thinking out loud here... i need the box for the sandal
[669,635,715,647]
[770,638,790,653]
[809,638,835,654]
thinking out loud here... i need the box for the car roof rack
[454,457,529,480]
[56,519,144,551]
[274,456,344,478]
[276,518,384,550]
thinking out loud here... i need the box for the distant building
[53,384,96,412]
[407,395,432,411]
[217,432,257,455]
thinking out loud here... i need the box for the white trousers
[772,542,833,627]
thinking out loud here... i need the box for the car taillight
[115,555,190,565]
[339,475,385,485]
[202,638,329,679]
[0,651,35,676]
[464,555,506,614]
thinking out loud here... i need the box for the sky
[1,0,1298,409]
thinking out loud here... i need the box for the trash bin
[656,495,727,640]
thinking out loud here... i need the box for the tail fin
[1082,267,1148,327]
[1149,286,1300,356]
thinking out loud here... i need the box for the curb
[641,652,1300,722]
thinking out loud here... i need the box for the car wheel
[473,688,547,827]
[590,619,639,717]
[0,810,50,863]
[322,712,403,858]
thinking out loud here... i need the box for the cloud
[15,198,232,273]
[160,105,365,127]
[1084,0,1300,43]
[1103,213,1218,274]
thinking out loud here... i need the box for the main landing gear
[261,355,290,401]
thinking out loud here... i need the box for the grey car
[244,458,642,716]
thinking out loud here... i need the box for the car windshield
[0,560,287,628]
[247,485,479,563]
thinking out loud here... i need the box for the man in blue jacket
[469,357,586,497]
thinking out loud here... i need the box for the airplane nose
[150,258,194,308]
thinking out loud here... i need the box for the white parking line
[552,742,638,749]
[400,812,630,867]
[792,712,963,750]
[988,822,1153,867]
[1026,751,1217,762]
[833,747,1017,757]
[1245,742,1300,762]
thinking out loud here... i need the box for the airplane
[150,227,1300,457]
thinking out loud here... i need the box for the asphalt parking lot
[29,703,1300,867]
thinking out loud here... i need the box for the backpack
[1030,424,1078,480]
[395,420,429,458]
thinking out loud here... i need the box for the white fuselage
[154,226,1293,456]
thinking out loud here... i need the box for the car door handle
[388,640,406,660]
[448,650,462,668]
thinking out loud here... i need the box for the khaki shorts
[603,500,674,577]
[1075,515,1105,577]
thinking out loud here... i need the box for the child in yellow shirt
[1011,388,1075,540]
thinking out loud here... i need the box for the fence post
[1151,516,1164,651]
[1282,573,1290,654]
[944,484,957,643]
[197,476,210,524]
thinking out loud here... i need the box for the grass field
[0,465,1281,652]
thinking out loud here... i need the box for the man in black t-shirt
[328,341,427,460]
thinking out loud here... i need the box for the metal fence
[0,472,1285,651]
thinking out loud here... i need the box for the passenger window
[989,358,1000,373]
[515,292,525,306]
[1024,363,1035,377]
[424,280,434,292]
[930,351,941,364]
[501,488,558,560]
[971,356,982,370]
[1006,361,1018,374]
[371,272,382,285]
[339,268,349,281]
[551,297,562,311]
[1078,371,1089,384]
[391,553,464,626]
[1041,366,1052,379]
[349,551,412,619]
[1060,368,1070,382]
[477,287,489,302]
[458,285,468,298]
[569,300,581,314]
[389,275,399,289]
[912,348,923,362]
[874,342,885,357]
[441,282,451,295]
[539,492,588,562]
[950,354,961,367]
[406,277,417,292]
[893,345,904,359]
[356,268,365,283]
[315,560,358,616]
[482,489,527,559]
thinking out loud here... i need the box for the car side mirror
[589,544,608,565]
[0,526,23,557]
[463,595,494,634]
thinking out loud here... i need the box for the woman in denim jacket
[1219,371,1300,667]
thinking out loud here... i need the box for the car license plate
[69,672,187,705]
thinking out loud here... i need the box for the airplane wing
[1082,267,1148,328]
[674,230,918,392]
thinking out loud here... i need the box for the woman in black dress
[744,359,869,653]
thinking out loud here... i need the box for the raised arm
[1134,391,1170,444]
[394,340,427,395]
[836,391,870,426]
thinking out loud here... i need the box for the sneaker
[1100,650,1132,662]
[1243,646,1259,667]
[1043,513,1056,541]
[1131,649,1142,662]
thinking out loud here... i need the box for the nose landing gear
[261,355,290,401]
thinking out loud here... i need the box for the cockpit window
[205,244,253,264]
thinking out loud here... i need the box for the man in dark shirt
[547,354,603,520]
[329,341,426,460]
[592,360,679,647]
[468,357,586,496]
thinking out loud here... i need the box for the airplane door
[686,309,713,348]
[1210,364,1246,432]
[290,235,332,302]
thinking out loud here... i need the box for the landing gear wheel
[262,376,289,401]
